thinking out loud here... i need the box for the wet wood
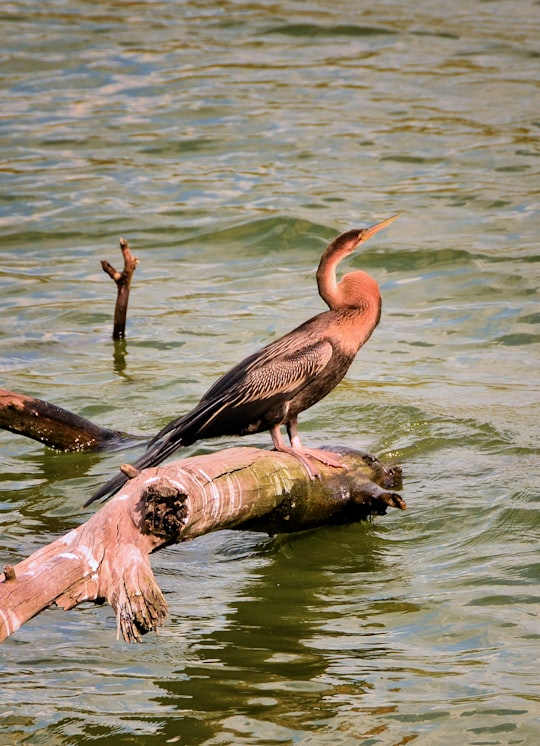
[0,388,127,452]
[0,446,404,644]
[101,236,138,339]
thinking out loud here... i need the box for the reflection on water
[1,0,539,743]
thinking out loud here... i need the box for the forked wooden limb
[0,446,404,643]
[101,236,139,339]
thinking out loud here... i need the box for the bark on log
[101,236,138,340]
[0,388,129,452]
[0,446,404,644]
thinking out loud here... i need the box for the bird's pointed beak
[362,214,398,242]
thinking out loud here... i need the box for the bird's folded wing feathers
[202,333,334,400]
[228,340,334,405]
[147,339,334,445]
[197,338,334,409]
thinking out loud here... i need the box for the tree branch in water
[0,388,128,452]
[101,236,138,340]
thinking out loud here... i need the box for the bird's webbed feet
[274,445,347,481]
[270,423,347,480]
[300,446,348,478]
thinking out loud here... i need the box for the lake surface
[1,1,539,743]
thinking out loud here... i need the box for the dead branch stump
[101,236,138,339]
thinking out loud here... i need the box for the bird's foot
[274,446,346,481]
[301,447,347,469]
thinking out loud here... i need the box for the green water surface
[1,1,539,744]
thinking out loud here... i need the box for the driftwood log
[0,388,130,451]
[0,446,404,643]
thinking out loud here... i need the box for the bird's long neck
[316,241,344,309]
[316,242,380,315]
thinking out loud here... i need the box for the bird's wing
[200,321,331,401]
[149,338,334,444]
[224,339,334,405]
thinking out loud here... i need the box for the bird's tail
[84,395,232,507]
[83,430,185,507]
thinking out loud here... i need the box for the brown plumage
[85,216,396,505]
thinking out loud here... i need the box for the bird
[84,215,396,506]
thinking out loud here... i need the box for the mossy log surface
[0,446,404,643]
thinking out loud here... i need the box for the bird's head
[332,215,398,258]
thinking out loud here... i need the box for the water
[1,0,539,743]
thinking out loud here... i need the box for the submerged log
[0,446,404,643]
[0,388,129,452]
